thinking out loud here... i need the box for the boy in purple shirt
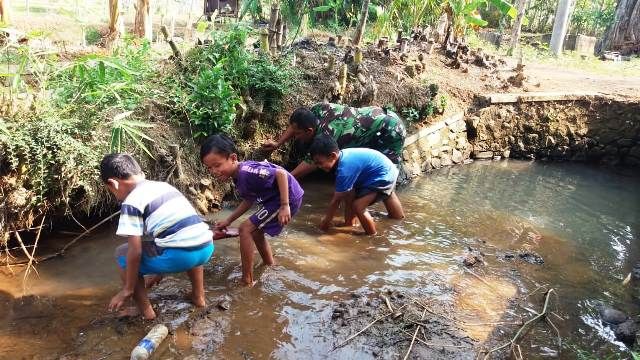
[200,134,304,286]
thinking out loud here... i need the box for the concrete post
[550,0,572,55]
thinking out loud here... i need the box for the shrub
[85,27,102,45]
[187,64,241,139]
[177,25,298,140]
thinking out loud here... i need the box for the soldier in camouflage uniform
[262,103,406,179]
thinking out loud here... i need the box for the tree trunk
[268,4,280,49]
[108,0,119,35]
[134,0,153,41]
[0,0,11,25]
[352,0,370,47]
[599,0,640,54]
[509,0,528,54]
[550,0,572,55]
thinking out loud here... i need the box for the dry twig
[331,303,407,351]
[482,289,556,359]
[23,215,46,288]
[404,308,428,359]
[7,211,120,266]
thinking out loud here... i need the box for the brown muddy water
[1,160,639,359]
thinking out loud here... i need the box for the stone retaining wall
[402,112,472,177]
[467,97,640,166]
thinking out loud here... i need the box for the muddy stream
[1,160,639,359]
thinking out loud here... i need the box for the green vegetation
[0,25,298,239]
[84,27,102,45]
[53,39,154,111]
[176,25,298,139]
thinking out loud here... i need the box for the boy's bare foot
[118,305,156,320]
[241,278,256,287]
[144,275,163,289]
[141,304,156,320]
[117,306,140,318]
[191,293,206,307]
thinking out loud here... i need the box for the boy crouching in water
[310,135,405,235]
[200,134,304,286]
[101,154,214,319]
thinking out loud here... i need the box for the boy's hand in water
[319,217,332,232]
[215,218,231,230]
[261,140,278,152]
[278,204,291,225]
[108,289,132,312]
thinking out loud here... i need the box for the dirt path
[504,60,640,100]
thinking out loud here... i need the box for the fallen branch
[332,303,407,351]
[404,308,427,360]
[7,211,120,266]
[483,289,556,359]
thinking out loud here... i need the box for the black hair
[200,134,238,160]
[289,107,319,130]
[309,134,339,158]
[100,153,143,182]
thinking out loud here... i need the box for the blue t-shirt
[335,148,399,193]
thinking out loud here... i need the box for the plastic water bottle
[130,324,169,360]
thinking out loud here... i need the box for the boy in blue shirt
[101,154,214,319]
[309,135,404,235]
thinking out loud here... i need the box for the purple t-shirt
[233,161,304,206]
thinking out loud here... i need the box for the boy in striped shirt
[101,153,214,320]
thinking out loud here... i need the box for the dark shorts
[355,179,397,204]
[115,241,214,275]
[249,196,302,237]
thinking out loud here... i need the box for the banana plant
[447,0,517,37]
[110,111,155,159]
[312,0,343,30]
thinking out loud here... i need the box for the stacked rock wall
[467,98,640,166]
[402,113,472,177]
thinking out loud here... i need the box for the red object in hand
[213,227,239,240]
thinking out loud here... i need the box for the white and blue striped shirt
[116,181,212,248]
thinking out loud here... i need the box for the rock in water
[518,251,544,265]
[614,320,638,345]
[595,302,628,325]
